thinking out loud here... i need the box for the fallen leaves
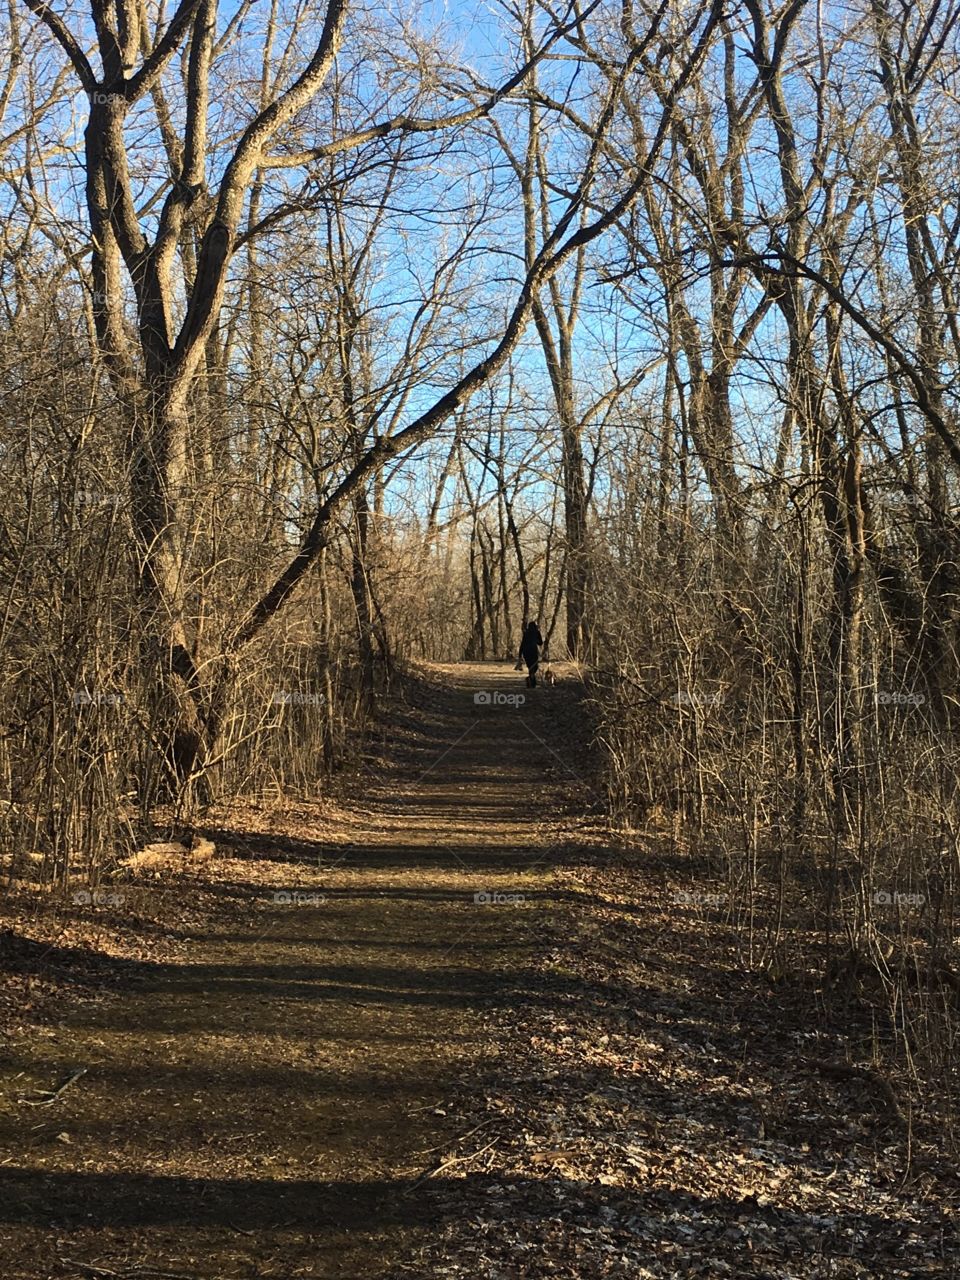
[391,855,960,1279]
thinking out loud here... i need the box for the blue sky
[3,0,950,530]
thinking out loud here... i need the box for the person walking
[518,619,544,688]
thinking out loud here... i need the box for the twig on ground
[802,1056,907,1124]
[18,1067,87,1106]
[416,1116,497,1157]
[58,1260,198,1280]
[405,1137,499,1194]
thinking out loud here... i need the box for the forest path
[0,661,588,1279]
[5,662,953,1279]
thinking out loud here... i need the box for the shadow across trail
[0,661,587,1280]
[0,1166,902,1246]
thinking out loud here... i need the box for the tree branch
[228,0,725,652]
[20,0,96,90]
[259,0,604,170]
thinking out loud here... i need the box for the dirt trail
[0,662,585,1279]
[7,662,955,1280]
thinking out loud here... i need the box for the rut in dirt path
[0,662,590,1280]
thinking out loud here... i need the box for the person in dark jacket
[518,620,544,687]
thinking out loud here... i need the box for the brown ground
[0,661,587,1279]
[1,662,958,1279]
